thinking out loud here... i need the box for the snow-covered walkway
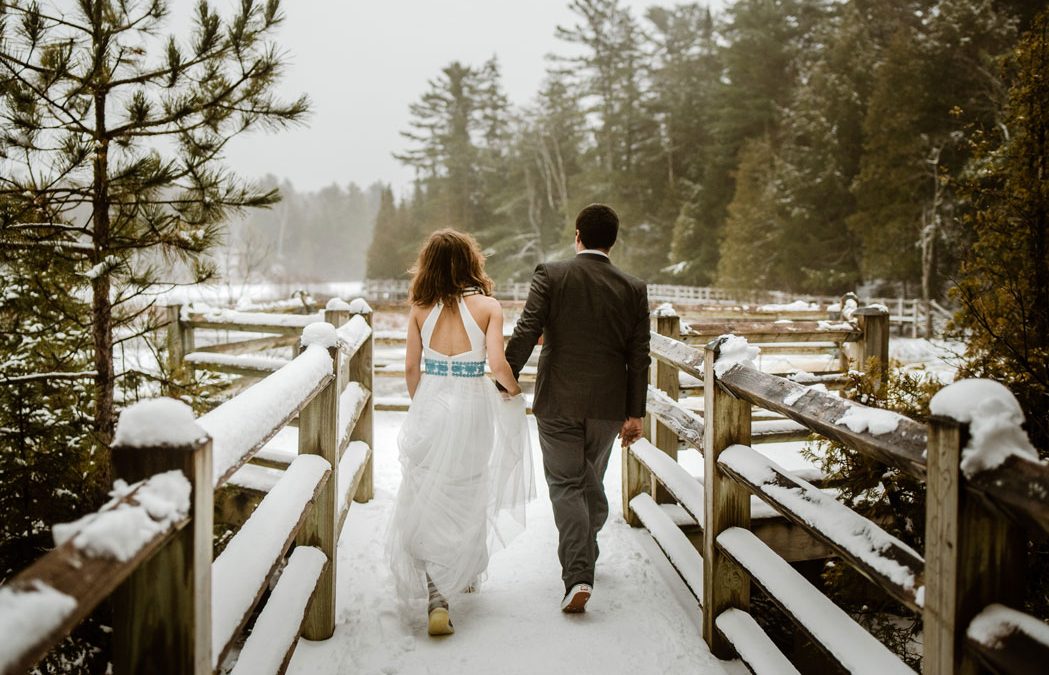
[287,411,737,675]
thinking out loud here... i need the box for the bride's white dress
[387,296,535,608]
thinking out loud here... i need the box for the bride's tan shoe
[428,607,454,636]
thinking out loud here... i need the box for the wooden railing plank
[968,455,1049,537]
[228,547,328,675]
[194,334,296,355]
[715,608,800,675]
[965,604,1049,675]
[719,444,925,612]
[716,364,928,480]
[0,479,191,675]
[212,455,331,668]
[629,493,704,604]
[717,527,913,674]
[683,320,860,344]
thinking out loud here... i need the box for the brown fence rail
[625,313,1049,674]
[0,300,375,675]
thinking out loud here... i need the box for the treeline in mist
[224,177,383,284]
[365,0,1043,297]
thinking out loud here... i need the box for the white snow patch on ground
[0,581,78,672]
[714,336,760,377]
[930,379,1040,476]
[286,412,735,675]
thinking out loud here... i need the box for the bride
[386,228,535,637]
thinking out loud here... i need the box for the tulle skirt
[387,374,535,609]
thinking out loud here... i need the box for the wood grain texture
[0,485,191,675]
[348,308,374,503]
[719,445,924,611]
[111,438,213,675]
[295,344,339,640]
[683,321,860,344]
[923,416,1026,675]
[653,314,681,504]
[194,334,296,355]
[702,338,752,658]
[717,365,928,480]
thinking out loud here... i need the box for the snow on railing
[3,303,376,675]
[624,323,1049,672]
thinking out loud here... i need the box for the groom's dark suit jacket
[505,252,650,421]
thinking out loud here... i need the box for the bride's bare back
[425,296,489,358]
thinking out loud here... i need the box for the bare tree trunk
[921,146,943,338]
[91,88,115,474]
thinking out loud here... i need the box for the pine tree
[395,58,510,236]
[715,136,785,294]
[0,1,308,469]
[366,185,415,279]
[953,8,1049,454]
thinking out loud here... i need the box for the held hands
[497,379,523,400]
[620,417,643,447]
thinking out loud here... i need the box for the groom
[505,203,650,613]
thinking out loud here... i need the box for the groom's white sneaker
[560,583,592,613]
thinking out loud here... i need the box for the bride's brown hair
[408,229,493,307]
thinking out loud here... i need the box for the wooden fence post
[702,338,752,658]
[349,299,375,503]
[855,305,890,396]
[324,301,351,394]
[923,416,1025,675]
[165,304,193,390]
[652,309,681,503]
[111,426,212,675]
[296,334,339,640]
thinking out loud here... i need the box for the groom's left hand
[620,417,643,447]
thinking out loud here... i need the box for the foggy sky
[184,1,725,197]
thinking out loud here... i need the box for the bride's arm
[485,302,522,396]
[405,306,423,398]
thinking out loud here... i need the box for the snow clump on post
[113,398,205,448]
[929,378,1040,476]
[300,322,338,349]
[714,335,761,377]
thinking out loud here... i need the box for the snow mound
[347,298,372,314]
[967,603,1049,650]
[300,322,338,349]
[654,302,677,318]
[783,383,827,406]
[836,405,904,436]
[325,297,352,311]
[0,581,77,672]
[53,470,191,561]
[113,398,205,448]
[929,379,1039,476]
[758,300,818,312]
[714,335,760,377]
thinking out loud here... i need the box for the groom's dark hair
[576,203,619,250]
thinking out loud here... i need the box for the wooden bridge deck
[285,410,739,675]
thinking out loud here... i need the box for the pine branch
[0,371,97,384]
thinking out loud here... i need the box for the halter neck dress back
[388,293,535,613]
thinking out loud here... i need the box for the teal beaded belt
[424,358,486,378]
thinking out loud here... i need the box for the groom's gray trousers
[536,416,621,591]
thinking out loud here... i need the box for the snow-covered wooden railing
[664,301,890,390]
[1,303,376,675]
[625,324,1049,674]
